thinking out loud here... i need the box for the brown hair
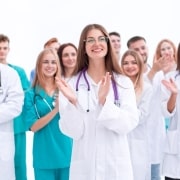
[0,34,10,43]
[127,36,146,48]
[57,43,77,76]
[109,31,121,38]
[74,24,122,77]
[177,42,180,71]
[43,37,60,49]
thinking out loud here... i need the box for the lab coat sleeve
[97,76,139,135]
[137,83,153,124]
[0,69,24,124]
[59,92,85,140]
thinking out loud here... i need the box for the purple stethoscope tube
[75,68,120,112]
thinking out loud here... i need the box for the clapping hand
[162,78,178,95]
[55,77,77,105]
[98,72,111,105]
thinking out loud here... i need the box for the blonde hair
[121,49,144,101]
[32,48,61,88]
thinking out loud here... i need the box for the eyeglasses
[84,36,108,45]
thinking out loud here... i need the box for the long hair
[121,49,144,100]
[73,24,122,77]
[154,39,177,62]
[177,42,180,71]
[32,48,61,88]
[57,43,77,76]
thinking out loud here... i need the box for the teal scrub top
[8,64,30,134]
[23,87,72,169]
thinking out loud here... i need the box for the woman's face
[62,45,77,70]
[160,41,174,58]
[84,29,108,61]
[122,54,139,78]
[41,52,58,78]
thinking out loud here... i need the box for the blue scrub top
[23,87,72,169]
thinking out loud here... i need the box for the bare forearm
[147,68,157,82]
[167,93,177,113]
[31,108,58,132]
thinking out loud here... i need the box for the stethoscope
[76,68,120,112]
[0,71,3,94]
[33,90,58,119]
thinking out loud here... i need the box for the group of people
[0,23,179,180]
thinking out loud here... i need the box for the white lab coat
[0,64,24,180]
[145,71,167,164]
[59,72,139,180]
[128,81,153,180]
[161,71,180,178]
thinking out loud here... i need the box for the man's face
[0,41,9,63]
[109,35,121,55]
[129,40,148,63]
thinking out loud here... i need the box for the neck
[0,59,7,64]
[143,63,149,73]
[87,64,106,83]
[129,76,137,87]
[64,68,74,78]
[44,78,56,96]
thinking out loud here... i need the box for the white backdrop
[1,0,178,179]
[1,0,179,78]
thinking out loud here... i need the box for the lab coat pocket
[164,130,179,155]
[0,132,14,161]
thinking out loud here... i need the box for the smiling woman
[22,48,72,180]
[0,0,178,179]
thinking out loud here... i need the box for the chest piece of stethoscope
[0,87,3,94]
[52,91,59,107]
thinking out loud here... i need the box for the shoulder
[143,80,152,90]
[142,81,153,97]
[8,64,26,75]
[25,88,34,96]
[0,63,19,77]
[114,73,134,88]
[165,70,178,79]
[24,88,35,104]
[30,69,35,74]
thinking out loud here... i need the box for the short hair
[127,36,146,48]
[43,37,59,48]
[109,31,120,38]
[0,34,10,43]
